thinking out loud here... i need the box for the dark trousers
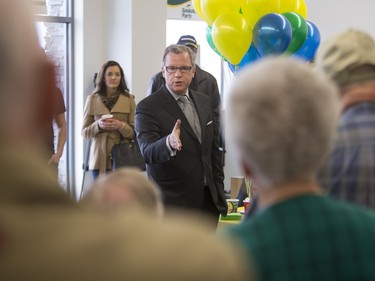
[201,187,220,230]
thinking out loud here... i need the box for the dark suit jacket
[135,85,227,216]
[147,65,225,165]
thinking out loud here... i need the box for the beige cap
[316,29,375,85]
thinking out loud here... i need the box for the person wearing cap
[147,35,224,165]
[316,29,375,209]
[223,56,375,281]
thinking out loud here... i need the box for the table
[217,207,244,232]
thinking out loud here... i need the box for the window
[34,0,73,194]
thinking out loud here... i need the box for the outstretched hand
[169,119,182,151]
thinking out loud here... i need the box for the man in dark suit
[146,35,225,165]
[136,44,226,228]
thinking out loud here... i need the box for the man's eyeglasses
[164,66,192,74]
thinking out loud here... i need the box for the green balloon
[283,12,308,54]
[205,25,222,58]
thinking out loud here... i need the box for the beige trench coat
[82,93,135,174]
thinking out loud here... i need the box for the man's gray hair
[162,44,196,68]
[226,57,340,187]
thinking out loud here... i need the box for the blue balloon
[253,13,292,56]
[228,43,261,74]
[292,21,321,61]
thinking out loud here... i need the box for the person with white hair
[224,57,375,281]
[82,167,164,217]
[0,1,250,280]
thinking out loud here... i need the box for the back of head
[0,0,55,145]
[227,57,340,186]
[316,29,375,87]
[82,168,164,216]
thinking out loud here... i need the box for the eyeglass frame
[163,66,193,74]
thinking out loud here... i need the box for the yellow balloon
[241,2,261,28]
[212,12,253,65]
[201,0,243,27]
[247,0,281,16]
[191,0,210,23]
[294,0,307,18]
[279,0,297,13]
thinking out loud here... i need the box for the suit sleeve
[210,99,226,204]
[199,73,221,133]
[135,100,174,164]
[204,74,225,165]
[146,72,165,96]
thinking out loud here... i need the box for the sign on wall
[167,0,202,21]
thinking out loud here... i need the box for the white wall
[73,0,108,198]
[73,0,165,198]
[105,0,167,101]
[306,0,375,40]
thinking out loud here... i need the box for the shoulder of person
[151,71,163,81]
[137,86,167,108]
[89,91,100,98]
[196,65,216,79]
[118,91,135,103]
[195,65,218,82]
[86,92,100,103]
[190,89,210,102]
[120,90,132,97]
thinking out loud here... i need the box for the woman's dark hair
[93,60,130,96]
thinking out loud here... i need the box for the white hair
[226,57,340,187]
[83,168,164,217]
